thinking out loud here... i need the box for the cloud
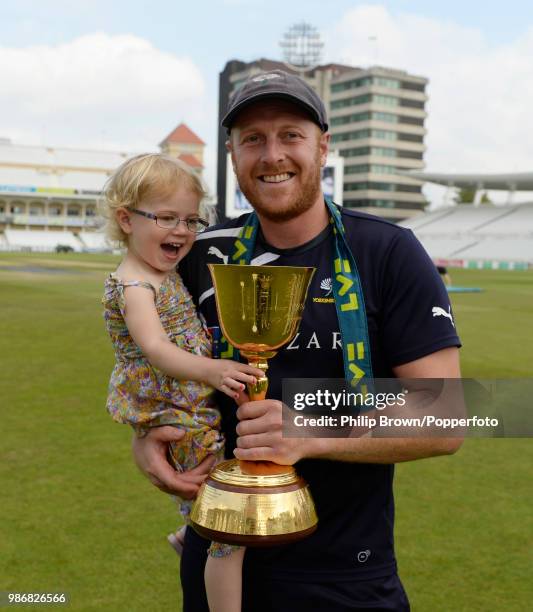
[0,32,207,155]
[325,4,533,204]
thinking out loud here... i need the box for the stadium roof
[402,171,533,191]
[0,140,136,194]
[0,140,132,171]
[160,123,205,146]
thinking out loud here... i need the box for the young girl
[101,153,261,612]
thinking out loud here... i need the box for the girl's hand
[206,360,264,400]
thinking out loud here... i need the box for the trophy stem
[240,350,275,401]
[247,372,268,400]
[238,350,294,477]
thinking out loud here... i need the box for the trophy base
[190,459,318,547]
[192,523,317,547]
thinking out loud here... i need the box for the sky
[1,0,533,204]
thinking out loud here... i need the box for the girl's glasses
[128,208,209,233]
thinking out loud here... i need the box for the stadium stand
[400,203,533,268]
[0,165,109,193]
[78,231,110,251]
[400,208,455,231]
[416,237,479,257]
[0,146,121,199]
[4,229,83,252]
[471,204,533,236]
[1,131,214,254]
[459,238,533,261]
[422,207,513,235]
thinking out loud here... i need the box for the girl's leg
[166,438,192,555]
[204,546,244,612]
[167,525,187,555]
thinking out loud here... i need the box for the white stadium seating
[458,239,533,261]
[4,229,83,252]
[401,203,533,264]
[79,232,110,250]
[1,229,111,253]
[416,236,479,257]
[471,203,533,236]
[406,206,521,235]
[400,208,456,231]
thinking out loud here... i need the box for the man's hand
[131,426,216,498]
[234,399,308,464]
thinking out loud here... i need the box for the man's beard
[235,154,323,223]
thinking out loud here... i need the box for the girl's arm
[122,285,262,398]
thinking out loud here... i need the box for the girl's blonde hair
[100,153,208,243]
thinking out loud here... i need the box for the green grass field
[1,253,532,611]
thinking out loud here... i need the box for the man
[133,70,462,611]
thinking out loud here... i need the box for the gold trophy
[190,264,318,546]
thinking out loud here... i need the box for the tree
[454,187,476,204]
[480,191,492,205]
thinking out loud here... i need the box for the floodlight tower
[280,22,324,75]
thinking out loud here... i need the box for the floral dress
[103,271,238,557]
[102,272,225,499]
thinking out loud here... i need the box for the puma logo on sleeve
[207,246,229,264]
[432,305,455,327]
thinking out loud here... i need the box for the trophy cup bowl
[190,264,318,546]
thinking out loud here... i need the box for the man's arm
[130,387,250,497]
[130,349,462,494]
[234,347,463,465]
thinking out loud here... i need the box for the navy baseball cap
[222,69,328,132]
